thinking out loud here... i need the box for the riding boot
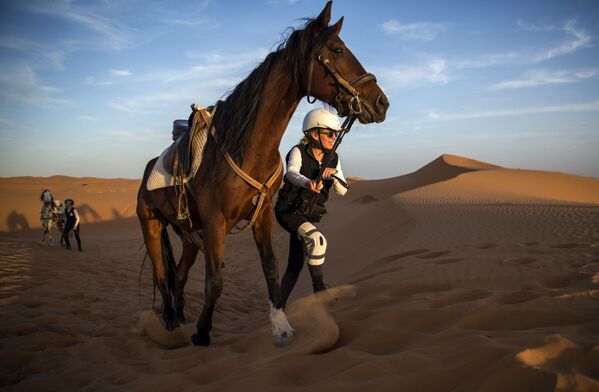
[308,264,326,293]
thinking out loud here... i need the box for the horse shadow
[77,204,102,223]
[6,210,30,232]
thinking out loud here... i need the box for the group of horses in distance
[137,1,389,347]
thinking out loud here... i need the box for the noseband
[306,53,376,116]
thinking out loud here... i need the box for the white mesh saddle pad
[146,125,209,191]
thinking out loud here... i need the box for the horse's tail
[160,227,177,300]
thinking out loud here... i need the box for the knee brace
[297,222,327,266]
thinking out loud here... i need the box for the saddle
[163,105,214,178]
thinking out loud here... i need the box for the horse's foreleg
[191,216,225,346]
[139,217,178,330]
[48,222,53,246]
[174,238,199,324]
[252,204,295,346]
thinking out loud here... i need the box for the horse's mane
[203,17,336,182]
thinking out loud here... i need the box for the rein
[306,53,376,116]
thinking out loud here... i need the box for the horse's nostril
[376,94,389,112]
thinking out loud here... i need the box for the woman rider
[61,198,82,251]
[275,108,349,307]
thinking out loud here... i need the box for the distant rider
[275,108,349,306]
[61,199,82,251]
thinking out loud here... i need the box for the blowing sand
[1,154,598,391]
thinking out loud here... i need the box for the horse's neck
[243,60,302,172]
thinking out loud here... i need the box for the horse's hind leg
[174,238,200,324]
[191,216,225,346]
[137,208,178,330]
[252,204,295,346]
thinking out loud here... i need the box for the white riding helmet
[302,108,342,133]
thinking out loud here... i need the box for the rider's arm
[332,158,348,196]
[73,209,80,228]
[285,146,312,188]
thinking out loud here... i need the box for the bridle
[306,52,377,116]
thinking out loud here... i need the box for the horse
[137,1,389,347]
[40,189,60,245]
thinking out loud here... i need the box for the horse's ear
[331,16,343,36]
[312,0,333,36]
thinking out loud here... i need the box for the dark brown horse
[137,1,388,346]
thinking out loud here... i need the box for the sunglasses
[319,130,338,138]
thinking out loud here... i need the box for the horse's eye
[332,47,344,55]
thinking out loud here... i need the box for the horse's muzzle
[358,93,389,124]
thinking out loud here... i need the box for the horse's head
[40,188,53,204]
[303,1,389,124]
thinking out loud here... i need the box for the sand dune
[1,154,599,391]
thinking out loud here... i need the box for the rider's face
[311,128,337,151]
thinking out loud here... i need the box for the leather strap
[210,126,283,233]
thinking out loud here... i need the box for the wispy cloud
[516,19,555,32]
[110,69,132,77]
[426,99,599,122]
[380,20,446,41]
[28,0,138,51]
[533,20,591,62]
[456,19,591,69]
[164,17,219,28]
[0,36,65,70]
[0,65,69,106]
[377,58,451,90]
[491,69,599,90]
[268,0,301,6]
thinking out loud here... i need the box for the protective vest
[65,208,78,227]
[275,143,338,221]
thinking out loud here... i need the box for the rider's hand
[308,180,323,193]
[322,168,337,179]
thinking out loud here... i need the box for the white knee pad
[297,222,327,266]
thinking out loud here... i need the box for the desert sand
[1,154,599,391]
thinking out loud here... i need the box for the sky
[0,0,598,180]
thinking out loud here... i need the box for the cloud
[0,65,69,106]
[0,36,66,70]
[456,19,591,69]
[108,47,270,113]
[110,69,132,77]
[426,99,599,122]
[380,20,446,41]
[376,58,451,90]
[533,20,591,62]
[28,0,139,51]
[84,76,113,86]
[516,19,555,32]
[164,17,219,28]
[268,0,301,5]
[491,69,599,90]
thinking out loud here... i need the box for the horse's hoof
[191,333,210,346]
[274,329,296,348]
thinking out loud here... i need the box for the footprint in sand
[540,272,587,289]
[429,289,491,308]
[494,291,540,305]
[550,242,582,249]
[511,257,538,265]
[432,257,463,265]
[417,250,452,259]
[137,285,357,355]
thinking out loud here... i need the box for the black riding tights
[280,232,305,306]
[63,225,81,251]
